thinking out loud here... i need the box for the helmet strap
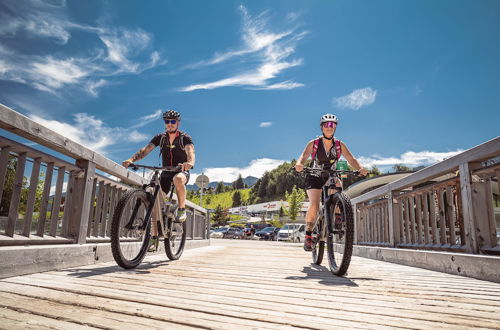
[322,133,333,140]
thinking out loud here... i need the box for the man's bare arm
[182,144,195,170]
[122,143,155,168]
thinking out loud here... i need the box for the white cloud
[0,1,164,96]
[29,112,149,154]
[259,122,272,128]
[357,150,463,171]
[189,158,285,184]
[334,87,377,110]
[252,80,304,90]
[286,12,300,22]
[129,109,162,129]
[31,57,87,89]
[179,5,306,92]
[50,181,68,196]
[86,79,108,97]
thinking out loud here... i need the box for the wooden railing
[0,104,208,246]
[352,137,500,255]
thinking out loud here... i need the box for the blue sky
[1,0,499,183]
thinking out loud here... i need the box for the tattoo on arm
[130,144,155,162]
[186,144,195,165]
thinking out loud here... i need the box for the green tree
[285,185,305,222]
[278,205,285,220]
[0,156,45,217]
[393,164,412,172]
[211,204,229,227]
[233,174,244,190]
[370,165,381,176]
[215,181,225,194]
[268,219,283,228]
[232,190,242,207]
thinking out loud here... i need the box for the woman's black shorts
[160,170,190,194]
[305,174,328,190]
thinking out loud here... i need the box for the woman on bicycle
[295,113,368,251]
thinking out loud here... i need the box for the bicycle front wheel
[312,214,325,265]
[111,189,152,269]
[326,192,354,276]
[165,220,187,260]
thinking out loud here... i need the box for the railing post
[352,203,358,244]
[69,159,96,244]
[387,191,396,247]
[206,211,211,240]
[459,162,479,253]
[387,190,401,247]
[191,209,196,239]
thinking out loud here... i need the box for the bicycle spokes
[326,193,354,276]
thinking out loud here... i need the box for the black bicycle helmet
[163,109,181,121]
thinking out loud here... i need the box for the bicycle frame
[126,165,180,233]
[307,168,358,239]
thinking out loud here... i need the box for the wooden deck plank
[16,270,500,328]
[0,291,200,329]
[1,240,500,329]
[0,307,97,330]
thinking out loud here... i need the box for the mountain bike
[111,164,187,269]
[301,167,360,276]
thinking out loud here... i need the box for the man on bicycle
[122,109,195,250]
[295,113,368,252]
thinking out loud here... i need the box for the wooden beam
[37,162,54,237]
[387,192,396,247]
[68,160,96,244]
[0,104,145,185]
[0,146,12,204]
[459,162,478,253]
[23,157,41,237]
[49,166,65,237]
[6,153,27,237]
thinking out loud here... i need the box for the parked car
[223,227,242,239]
[233,228,245,239]
[255,227,280,240]
[210,227,227,239]
[277,223,306,242]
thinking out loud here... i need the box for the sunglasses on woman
[322,122,336,128]
[164,119,177,124]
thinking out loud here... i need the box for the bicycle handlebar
[129,163,182,172]
[295,167,361,176]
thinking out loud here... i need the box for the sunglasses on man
[164,119,177,124]
[322,122,336,128]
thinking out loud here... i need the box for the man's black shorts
[160,170,190,194]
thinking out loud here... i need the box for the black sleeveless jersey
[313,138,339,168]
[150,131,193,167]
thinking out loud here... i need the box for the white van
[277,223,306,242]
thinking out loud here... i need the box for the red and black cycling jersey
[150,131,193,167]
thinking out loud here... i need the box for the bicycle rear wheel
[111,189,152,269]
[165,220,187,260]
[326,192,354,276]
[312,214,325,265]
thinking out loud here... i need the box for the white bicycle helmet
[320,113,338,125]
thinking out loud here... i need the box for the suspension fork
[139,184,161,231]
[323,188,336,234]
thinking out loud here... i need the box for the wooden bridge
[1,239,500,329]
[1,103,500,328]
